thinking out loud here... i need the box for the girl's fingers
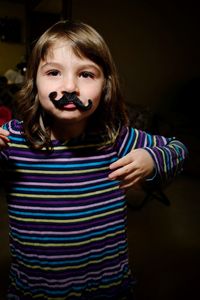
[108,164,134,180]
[109,155,133,170]
[0,128,10,135]
[0,134,10,142]
[0,128,10,144]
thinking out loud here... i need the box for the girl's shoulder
[113,126,135,156]
[114,126,152,157]
[114,126,136,146]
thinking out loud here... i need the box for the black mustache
[49,92,93,111]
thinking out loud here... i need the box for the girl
[0,20,187,299]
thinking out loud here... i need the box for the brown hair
[16,20,129,149]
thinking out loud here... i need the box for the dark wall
[72,0,200,114]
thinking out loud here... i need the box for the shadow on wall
[127,77,200,177]
[157,77,200,177]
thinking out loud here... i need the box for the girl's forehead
[46,40,73,56]
[40,40,101,70]
[43,40,87,62]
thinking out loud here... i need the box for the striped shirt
[0,120,187,299]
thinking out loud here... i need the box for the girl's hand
[0,127,10,148]
[109,149,155,189]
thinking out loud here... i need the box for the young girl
[0,20,187,300]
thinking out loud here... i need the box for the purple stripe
[11,219,123,235]
[8,189,123,206]
[137,130,145,148]
[9,196,124,212]
[10,152,115,162]
[16,172,109,181]
[118,127,129,156]
[14,240,125,260]
[11,258,128,282]
[11,236,127,256]
[13,176,107,187]
[9,210,126,230]
[13,262,128,289]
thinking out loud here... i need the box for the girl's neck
[50,120,87,141]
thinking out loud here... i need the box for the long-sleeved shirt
[0,119,187,299]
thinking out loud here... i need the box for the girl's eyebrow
[40,62,62,69]
[77,63,102,74]
[40,61,101,71]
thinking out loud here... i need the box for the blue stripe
[121,128,134,157]
[12,224,124,242]
[147,133,153,147]
[15,278,83,294]
[15,268,129,295]
[16,244,126,265]
[15,158,116,168]
[9,136,26,142]
[13,180,119,193]
[9,201,124,217]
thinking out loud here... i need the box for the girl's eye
[47,70,60,76]
[80,71,94,79]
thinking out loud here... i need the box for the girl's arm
[109,130,188,189]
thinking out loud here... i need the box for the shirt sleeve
[0,122,10,161]
[115,126,188,185]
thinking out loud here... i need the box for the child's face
[36,41,105,127]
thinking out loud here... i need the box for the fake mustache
[49,91,93,111]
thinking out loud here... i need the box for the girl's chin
[52,112,88,123]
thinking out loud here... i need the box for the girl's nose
[62,76,78,94]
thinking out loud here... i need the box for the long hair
[16,20,129,149]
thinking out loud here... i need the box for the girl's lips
[63,103,77,109]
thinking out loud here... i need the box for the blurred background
[0,0,200,299]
